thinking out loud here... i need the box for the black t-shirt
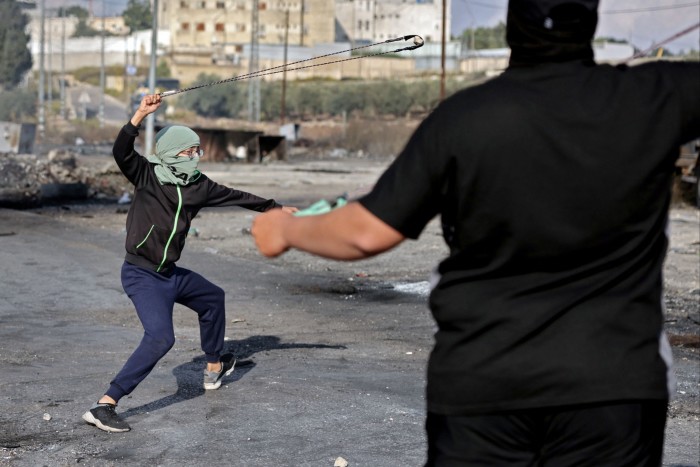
[360,60,700,415]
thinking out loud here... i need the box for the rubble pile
[0,150,130,208]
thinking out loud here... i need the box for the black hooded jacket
[113,121,280,272]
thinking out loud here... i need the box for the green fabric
[146,125,202,185]
[294,196,347,217]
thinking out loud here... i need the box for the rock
[42,413,51,421]
[334,457,348,467]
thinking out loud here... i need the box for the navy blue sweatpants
[106,262,226,402]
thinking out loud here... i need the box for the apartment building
[336,0,449,45]
[159,0,334,67]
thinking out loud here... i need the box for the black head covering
[506,0,599,66]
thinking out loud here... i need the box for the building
[158,0,336,81]
[335,0,449,45]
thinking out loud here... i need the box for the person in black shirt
[252,0,699,464]
[82,94,297,433]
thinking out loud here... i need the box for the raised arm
[130,94,162,127]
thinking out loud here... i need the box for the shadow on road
[120,335,345,419]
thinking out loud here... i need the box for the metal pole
[281,10,289,124]
[440,0,446,101]
[99,0,106,128]
[60,9,66,120]
[124,36,129,115]
[248,0,260,123]
[38,0,45,138]
[145,0,159,153]
[299,0,304,46]
[47,12,53,114]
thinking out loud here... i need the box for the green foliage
[178,73,244,118]
[366,81,413,117]
[123,0,152,33]
[0,88,36,121]
[72,19,102,37]
[460,22,507,49]
[156,59,171,78]
[60,6,89,19]
[180,75,482,121]
[325,82,367,116]
[0,0,33,90]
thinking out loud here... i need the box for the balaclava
[147,125,202,186]
[506,0,599,66]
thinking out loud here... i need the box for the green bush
[180,75,483,121]
[0,89,36,121]
[178,73,244,118]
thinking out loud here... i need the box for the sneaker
[203,353,236,390]
[82,403,131,433]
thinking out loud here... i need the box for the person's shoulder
[612,60,699,76]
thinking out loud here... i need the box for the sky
[46,0,700,53]
[451,0,700,53]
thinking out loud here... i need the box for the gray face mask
[146,126,202,186]
[160,152,201,185]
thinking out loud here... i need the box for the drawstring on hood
[147,125,202,185]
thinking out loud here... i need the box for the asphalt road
[0,207,433,466]
[0,181,698,466]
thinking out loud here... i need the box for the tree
[0,88,36,121]
[72,20,102,37]
[123,0,152,33]
[460,22,507,50]
[179,73,244,118]
[60,6,89,19]
[0,0,33,90]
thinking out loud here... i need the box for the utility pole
[60,9,66,120]
[47,11,53,114]
[145,0,159,154]
[99,0,106,128]
[281,10,289,124]
[248,0,260,123]
[440,0,446,101]
[299,0,304,46]
[124,36,129,113]
[38,0,45,138]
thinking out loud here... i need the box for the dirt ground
[2,155,699,466]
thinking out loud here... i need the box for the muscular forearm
[253,202,405,260]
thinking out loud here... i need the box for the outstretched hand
[251,208,294,257]
[130,94,162,127]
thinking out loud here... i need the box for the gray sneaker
[203,353,236,390]
[82,403,131,433]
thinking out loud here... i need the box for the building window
[196,23,205,31]
[200,1,207,7]
[180,1,188,7]
[181,22,190,31]
[216,1,225,7]
[260,2,267,10]
[215,23,225,32]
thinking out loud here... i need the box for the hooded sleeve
[201,175,281,211]
[113,121,151,187]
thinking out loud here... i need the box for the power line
[456,0,700,14]
[603,3,699,14]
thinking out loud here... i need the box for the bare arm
[251,201,405,260]
[130,94,162,127]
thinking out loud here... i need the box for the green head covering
[147,125,202,185]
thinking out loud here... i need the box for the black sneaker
[203,353,236,390]
[82,403,131,433]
